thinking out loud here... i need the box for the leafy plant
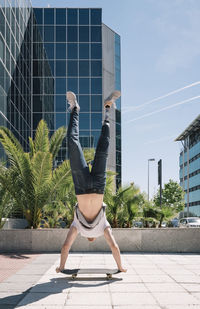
[0,120,71,228]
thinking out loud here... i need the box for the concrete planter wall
[0,228,200,253]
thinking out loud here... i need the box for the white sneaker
[66,91,80,111]
[104,90,121,108]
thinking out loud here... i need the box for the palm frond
[34,120,49,153]
[32,151,52,190]
[0,126,23,153]
[0,128,24,169]
[49,126,67,160]
[50,160,71,196]
[29,137,36,158]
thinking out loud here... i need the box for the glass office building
[0,0,32,159]
[0,3,121,186]
[33,7,121,185]
[175,115,200,216]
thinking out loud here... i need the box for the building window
[91,61,102,76]
[91,43,102,59]
[67,26,78,42]
[67,78,78,94]
[91,95,102,112]
[67,43,78,59]
[56,26,66,42]
[79,113,90,130]
[44,26,54,42]
[79,43,89,59]
[91,9,101,25]
[79,60,89,76]
[91,113,102,129]
[91,78,102,94]
[55,95,66,112]
[79,95,90,111]
[67,9,78,25]
[44,8,54,25]
[67,60,78,76]
[56,113,66,129]
[56,60,66,76]
[44,43,54,59]
[79,26,89,42]
[91,26,101,42]
[56,9,66,25]
[79,9,89,25]
[56,43,66,59]
[34,8,43,24]
[79,78,89,94]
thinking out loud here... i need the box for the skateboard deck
[61,268,121,279]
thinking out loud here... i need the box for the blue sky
[32,0,200,199]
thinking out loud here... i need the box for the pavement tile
[0,282,34,292]
[145,283,186,292]
[70,281,110,292]
[66,292,111,305]
[1,252,200,308]
[152,292,200,305]
[4,274,42,283]
[109,283,148,292]
[0,292,25,305]
[162,304,200,309]
[181,284,200,292]
[17,292,67,306]
[112,292,157,306]
[0,254,39,283]
[113,305,161,309]
[63,305,111,309]
[192,293,200,301]
[136,269,165,275]
[115,274,142,282]
[139,274,175,283]
[170,275,200,283]
[15,304,64,309]
[30,280,72,293]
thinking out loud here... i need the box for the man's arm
[56,225,78,272]
[104,227,127,272]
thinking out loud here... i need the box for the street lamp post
[148,158,155,201]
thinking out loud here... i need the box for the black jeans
[67,108,110,195]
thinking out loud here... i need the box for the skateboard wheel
[107,274,112,279]
[72,274,77,279]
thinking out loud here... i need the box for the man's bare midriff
[76,193,104,222]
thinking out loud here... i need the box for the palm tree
[124,183,141,228]
[0,183,13,228]
[0,120,71,228]
[105,184,133,228]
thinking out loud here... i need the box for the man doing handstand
[56,91,126,273]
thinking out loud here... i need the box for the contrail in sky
[127,95,200,123]
[123,81,200,114]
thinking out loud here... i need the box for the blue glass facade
[33,8,103,163]
[0,0,32,159]
[177,116,200,216]
[0,3,121,185]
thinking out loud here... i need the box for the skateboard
[61,268,121,279]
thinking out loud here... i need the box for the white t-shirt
[71,208,111,238]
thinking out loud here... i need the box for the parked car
[132,221,143,228]
[161,221,167,228]
[169,218,179,227]
[179,217,200,228]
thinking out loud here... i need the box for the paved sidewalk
[0,252,200,308]
[0,254,39,283]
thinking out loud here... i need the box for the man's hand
[104,227,127,272]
